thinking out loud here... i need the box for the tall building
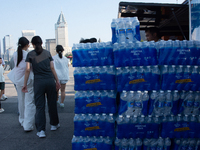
[55,12,71,54]
[45,39,56,56]
[22,30,36,50]
[3,35,13,61]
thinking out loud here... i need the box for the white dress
[8,50,35,131]
[53,54,70,82]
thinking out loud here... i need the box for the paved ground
[0,66,75,150]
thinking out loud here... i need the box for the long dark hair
[31,36,43,55]
[17,37,29,67]
[56,45,64,58]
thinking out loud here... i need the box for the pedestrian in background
[9,37,35,131]
[53,45,70,108]
[22,36,61,138]
[0,58,6,113]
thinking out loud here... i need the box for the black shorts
[0,82,5,90]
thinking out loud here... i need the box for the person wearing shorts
[53,45,70,108]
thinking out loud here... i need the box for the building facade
[22,30,36,50]
[45,39,56,56]
[55,12,71,54]
[3,35,14,62]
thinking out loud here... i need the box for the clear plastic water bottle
[164,137,171,150]
[134,91,143,116]
[172,90,180,116]
[129,66,137,91]
[130,115,138,139]
[193,91,200,115]
[191,66,199,91]
[154,90,165,116]
[176,65,184,90]
[168,65,176,90]
[157,137,164,150]
[72,135,79,150]
[141,91,149,116]
[132,42,143,66]
[170,40,180,65]
[149,138,157,150]
[111,19,118,44]
[183,65,192,91]
[189,115,197,138]
[105,41,114,66]
[118,18,126,44]
[129,138,136,150]
[123,67,131,91]
[188,40,197,65]
[149,90,158,115]
[180,40,188,65]
[123,115,131,139]
[107,90,117,113]
[143,138,151,150]
[80,91,87,113]
[142,41,149,66]
[149,41,158,65]
[182,114,190,138]
[93,114,100,136]
[74,67,80,91]
[164,90,173,116]
[173,139,181,150]
[121,138,129,150]
[167,115,175,138]
[124,42,132,67]
[104,136,113,149]
[132,17,141,41]
[137,66,145,90]
[72,43,79,67]
[163,40,173,65]
[144,66,151,90]
[153,115,160,138]
[116,115,124,139]
[126,91,135,116]
[85,91,94,114]
[175,114,182,138]
[79,114,87,136]
[179,139,189,150]
[188,139,197,150]
[97,136,104,149]
[73,114,80,136]
[151,65,160,90]
[161,65,168,90]
[195,139,200,150]
[113,43,120,67]
[183,91,194,115]
[179,90,187,114]
[99,113,107,137]
[107,66,116,90]
[125,18,134,43]
[135,138,143,150]
[107,113,115,137]
[146,115,153,139]
[115,137,121,150]
[119,90,128,115]
[84,43,92,66]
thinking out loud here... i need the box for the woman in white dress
[53,45,69,107]
[10,37,35,131]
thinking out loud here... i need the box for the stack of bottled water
[74,66,116,91]
[74,114,115,137]
[72,42,114,67]
[113,41,158,67]
[119,90,200,117]
[172,138,200,150]
[72,136,114,150]
[158,40,200,65]
[115,137,171,150]
[117,66,160,92]
[116,115,160,139]
[74,91,117,114]
[161,65,200,91]
[111,17,141,44]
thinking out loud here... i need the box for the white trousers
[16,81,36,131]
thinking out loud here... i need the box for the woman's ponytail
[17,37,29,66]
[56,45,64,59]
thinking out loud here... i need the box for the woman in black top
[22,36,61,138]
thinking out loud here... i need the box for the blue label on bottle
[194,102,200,108]
[156,101,165,108]
[134,102,142,108]
[185,101,194,107]
[126,28,133,33]
[180,146,188,150]
[165,101,172,107]
[128,102,134,108]
[119,29,125,34]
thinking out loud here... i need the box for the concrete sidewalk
[0,66,75,150]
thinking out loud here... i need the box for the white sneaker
[0,108,4,113]
[37,130,46,138]
[60,103,64,108]
[57,101,60,105]
[2,95,7,100]
[51,124,60,131]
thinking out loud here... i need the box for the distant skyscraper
[22,30,36,50]
[3,35,14,61]
[55,12,71,54]
[45,39,56,56]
